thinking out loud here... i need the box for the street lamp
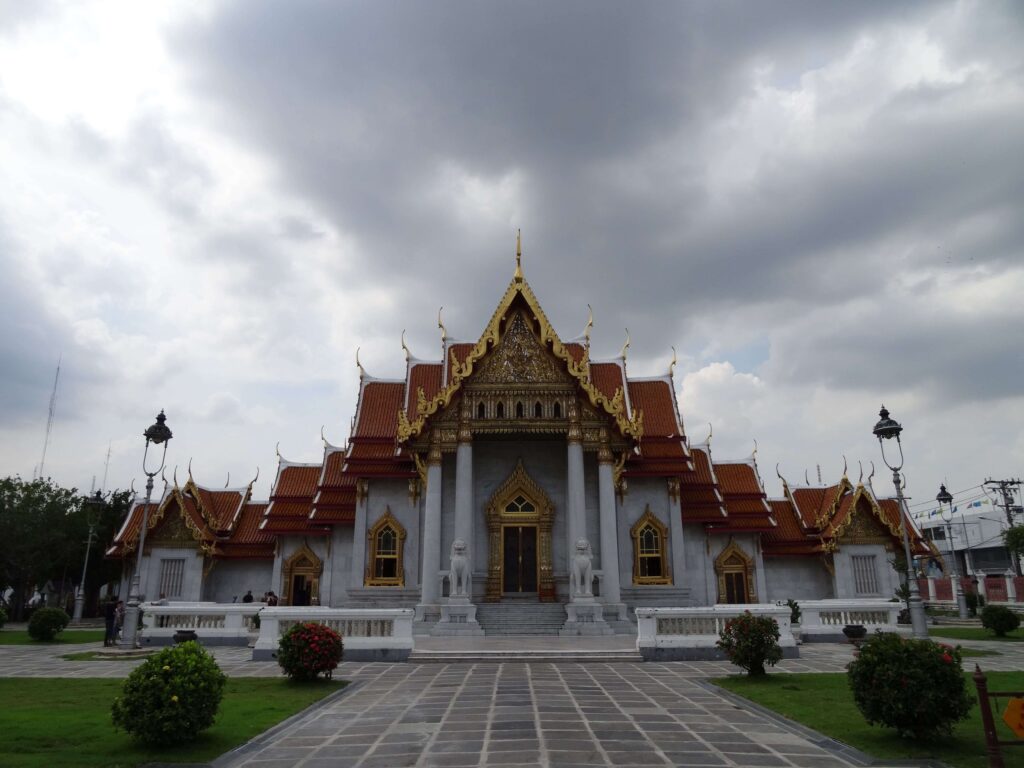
[120,410,172,649]
[937,484,969,620]
[872,405,929,638]
[72,490,104,623]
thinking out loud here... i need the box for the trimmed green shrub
[716,611,783,676]
[27,607,69,641]
[111,641,226,745]
[981,604,1021,637]
[277,621,343,681]
[0,605,7,628]
[847,632,973,739]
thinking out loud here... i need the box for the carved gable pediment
[470,311,570,386]
[838,498,895,546]
[147,507,201,549]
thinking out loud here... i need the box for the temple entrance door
[723,571,748,604]
[291,575,312,606]
[502,525,538,594]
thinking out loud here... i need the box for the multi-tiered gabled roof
[762,469,933,558]
[107,472,273,559]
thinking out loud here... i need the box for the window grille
[852,555,879,595]
[158,558,186,599]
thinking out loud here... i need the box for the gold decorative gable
[825,484,905,553]
[397,274,643,444]
[146,509,199,549]
[472,311,568,384]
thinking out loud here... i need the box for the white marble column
[419,441,443,607]
[454,412,474,576]
[350,480,368,590]
[597,444,622,607]
[566,407,586,565]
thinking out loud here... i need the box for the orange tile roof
[714,463,762,496]
[274,465,321,497]
[791,485,839,529]
[406,362,443,420]
[590,362,625,401]
[355,381,404,439]
[220,503,274,558]
[627,380,681,438]
[565,343,586,364]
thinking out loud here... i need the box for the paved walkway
[3,636,1022,767]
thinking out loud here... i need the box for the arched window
[534,401,543,418]
[516,401,524,418]
[365,507,406,586]
[630,506,671,584]
[477,401,486,419]
[496,401,505,418]
[553,402,562,418]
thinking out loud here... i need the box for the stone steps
[409,648,643,663]
[476,603,567,636]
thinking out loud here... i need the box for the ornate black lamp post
[872,405,929,638]
[937,483,969,620]
[120,411,172,649]
[72,490,104,623]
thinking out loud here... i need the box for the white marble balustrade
[635,604,795,661]
[798,599,900,639]
[252,607,415,662]
[140,602,266,646]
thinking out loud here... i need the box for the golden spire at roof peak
[514,228,523,282]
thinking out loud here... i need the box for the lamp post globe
[120,410,172,649]
[872,405,929,638]
[937,484,969,619]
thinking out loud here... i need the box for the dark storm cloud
[0,218,101,429]
[169,1,1023,401]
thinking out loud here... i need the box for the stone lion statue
[449,538,470,598]
[570,538,593,598]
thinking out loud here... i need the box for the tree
[1004,526,1024,560]
[0,477,133,620]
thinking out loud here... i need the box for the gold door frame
[282,542,323,606]
[485,459,556,602]
[714,540,757,604]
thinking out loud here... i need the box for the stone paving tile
[8,638,1024,767]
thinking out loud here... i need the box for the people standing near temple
[242,590,254,603]
[266,591,278,606]
[103,599,117,647]
[114,600,125,643]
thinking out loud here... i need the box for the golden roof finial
[514,228,523,281]
[669,346,677,377]
[401,329,411,362]
[355,346,365,379]
[225,471,230,488]
[584,304,593,346]
[437,307,447,346]
[620,328,631,360]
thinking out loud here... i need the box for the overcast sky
[1,1,1022,517]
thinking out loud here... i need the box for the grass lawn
[0,677,344,768]
[715,671,1024,768]
[0,629,106,645]
[931,626,1024,642]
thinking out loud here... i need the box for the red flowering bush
[847,632,973,738]
[716,611,783,676]
[277,621,343,680]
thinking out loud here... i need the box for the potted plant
[786,599,802,645]
[843,624,867,644]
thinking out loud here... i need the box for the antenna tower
[38,355,61,479]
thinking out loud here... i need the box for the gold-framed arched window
[365,507,406,586]
[715,540,756,604]
[630,506,671,584]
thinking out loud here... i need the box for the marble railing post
[597,436,622,607]
[419,438,443,608]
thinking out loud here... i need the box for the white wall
[833,544,900,599]
[764,558,833,601]
[141,547,204,602]
[204,559,273,603]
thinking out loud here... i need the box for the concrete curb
[695,679,951,768]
